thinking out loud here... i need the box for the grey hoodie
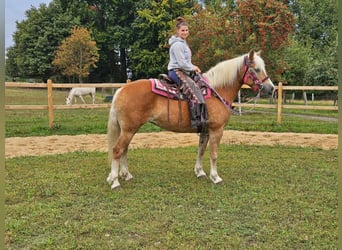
[167,35,195,72]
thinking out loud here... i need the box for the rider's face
[177,25,189,40]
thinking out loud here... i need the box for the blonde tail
[107,89,122,166]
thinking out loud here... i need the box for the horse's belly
[149,99,195,132]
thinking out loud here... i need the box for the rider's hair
[176,17,188,30]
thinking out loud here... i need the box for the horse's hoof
[210,176,223,184]
[120,172,133,181]
[111,182,121,189]
[106,176,113,185]
[124,174,133,181]
[197,173,207,179]
[195,169,207,178]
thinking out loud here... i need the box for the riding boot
[187,87,209,133]
[188,101,201,129]
[199,103,208,133]
[188,101,208,133]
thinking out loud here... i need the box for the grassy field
[5,87,338,137]
[5,145,337,249]
[5,87,338,249]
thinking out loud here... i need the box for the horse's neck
[209,62,246,103]
[68,89,75,99]
[215,81,242,104]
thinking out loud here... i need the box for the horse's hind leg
[194,132,209,178]
[107,158,120,189]
[107,131,135,189]
[119,148,133,181]
[79,95,86,104]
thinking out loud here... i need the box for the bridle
[241,56,269,92]
[198,55,271,114]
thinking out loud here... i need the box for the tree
[79,0,197,80]
[59,0,138,82]
[5,46,19,80]
[129,0,197,79]
[5,1,80,81]
[285,0,337,87]
[188,0,296,81]
[53,26,99,83]
[6,0,336,87]
[195,0,336,87]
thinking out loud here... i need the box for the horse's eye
[255,68,260,73]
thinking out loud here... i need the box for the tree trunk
[120,47,127,82]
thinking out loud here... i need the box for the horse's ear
[248,49,255,60]
[256,50,262,56]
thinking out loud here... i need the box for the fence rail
[5,80,338,127]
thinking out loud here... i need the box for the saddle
[159,74,173,85]
[158,71,209,133]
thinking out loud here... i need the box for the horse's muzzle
[261,80,275,96]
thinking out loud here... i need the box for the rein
[198,74,239,115]
[209,86,239,114]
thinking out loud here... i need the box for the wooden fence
[5,80,338,128]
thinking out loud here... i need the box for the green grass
[5,88,337,248]
[228,111,337,134]
[5,88,338,137]
[5,145,337,249]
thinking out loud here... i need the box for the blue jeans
[168,70,182,86]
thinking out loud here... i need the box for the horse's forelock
[203,55,245,88]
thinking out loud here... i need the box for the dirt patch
[5,131,337,159]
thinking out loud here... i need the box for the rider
[167,17,208,133]
[167,17,201,85]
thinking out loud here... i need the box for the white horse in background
[66,87,96,105]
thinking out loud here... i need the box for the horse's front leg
[194,132,209,178]
[209,130,223,184]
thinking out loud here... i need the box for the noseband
[241,56,269,92]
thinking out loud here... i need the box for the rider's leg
[168,70,182,86]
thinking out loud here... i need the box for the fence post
[277,82,283,124]
[303,91,307,105]
[238,90,242,115]
[47,79,54,128]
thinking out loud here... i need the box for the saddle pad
[150,78,211,100]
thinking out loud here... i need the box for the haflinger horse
[66,87,96,105]
[106,49,274,189]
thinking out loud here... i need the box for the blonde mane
[203,53,266,88]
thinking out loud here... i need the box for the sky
[5,0,52,50]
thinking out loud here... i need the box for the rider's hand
[194,65,201,74]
